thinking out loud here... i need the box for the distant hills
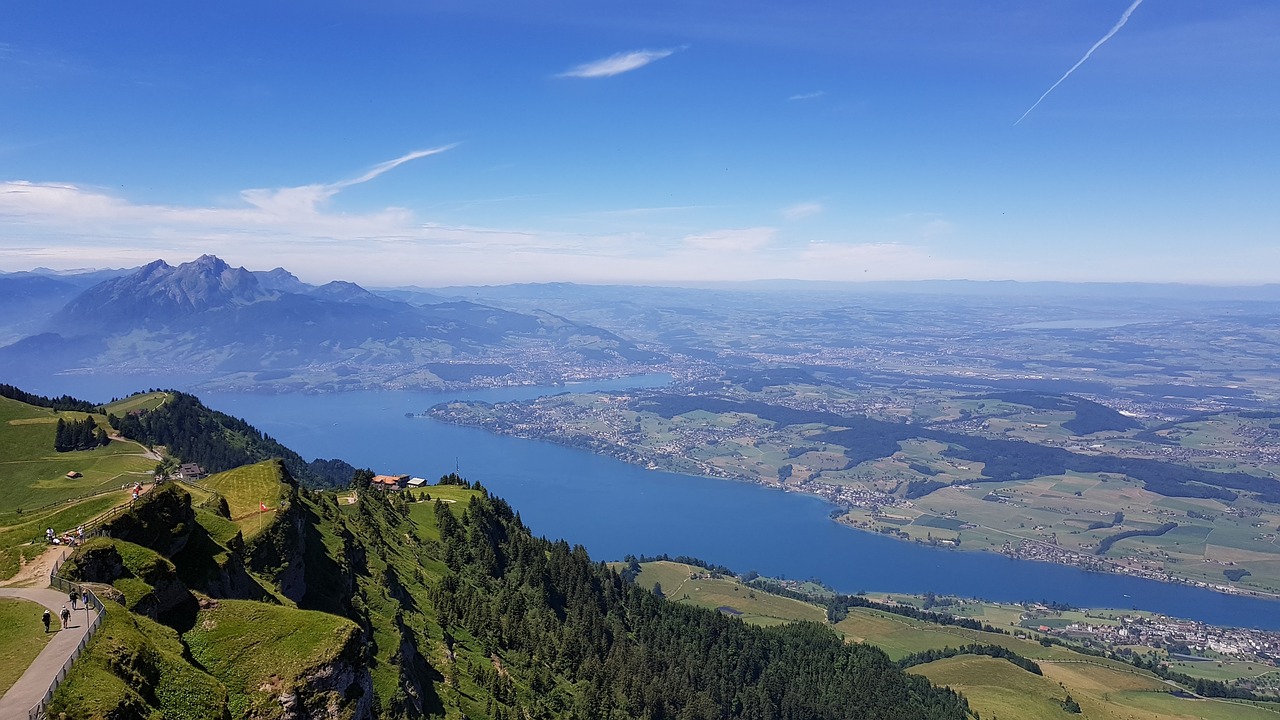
[0,255,663,392]
[6,259,1279,402]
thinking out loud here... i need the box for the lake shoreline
[424,409,1280,605]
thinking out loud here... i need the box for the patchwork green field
[634,561,825,626]
[631,562,1272,720]
[430,384,1280,596]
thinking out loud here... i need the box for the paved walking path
[0,587,100,719]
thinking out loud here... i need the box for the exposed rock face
[278,626,373,720]
[246,486,309,603]
[63,537,194,619]
[51,254,273,334]
[128,563,192,619]
[300,652,374,719]
[102,484,197,557]
[200,551,269,601]
[65,539,126,583]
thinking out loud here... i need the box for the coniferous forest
[414,489,971,720]
[108,391,355,487]
[54,416,109,451]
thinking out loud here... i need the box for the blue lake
[176,376,1280,631]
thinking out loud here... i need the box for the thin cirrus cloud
[557,47,681,79]
[781,202,823,220]
[239,145,457,216]
[788,91,825,101]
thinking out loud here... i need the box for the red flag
[260,502,267,512]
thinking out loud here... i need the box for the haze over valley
[4,1,1280,717]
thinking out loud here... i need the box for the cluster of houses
[371,474,428,491]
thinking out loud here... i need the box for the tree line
[897,643,1042,675]
[1094,522,1178,556]
[55,416,109,452]
[0,383,97,412]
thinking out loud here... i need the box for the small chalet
[406,477,427,489]
[66,471,83,479]
[372,474,409,490]
[178,463,206,480]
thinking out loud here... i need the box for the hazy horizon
[3,1,1277,286]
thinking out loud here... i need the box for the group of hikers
[40,589,89,633]
[45,524,86,547]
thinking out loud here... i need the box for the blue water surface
[187,377,1280,631]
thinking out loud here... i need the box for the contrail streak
[1015,0,1145,125]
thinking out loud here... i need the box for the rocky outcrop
[63,537,194,619]
[65,538,126,583]
[103,484,197,557]
[283,627,374,720]
[246,484,308,603]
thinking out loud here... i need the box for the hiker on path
[42,609,51,633]
[60,605,70,629]
[69,589,79,609]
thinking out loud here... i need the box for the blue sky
[2,1,1277,286]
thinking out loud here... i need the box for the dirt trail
[109,433,162,462]
[1,483,153,588]
[1,546,66,588]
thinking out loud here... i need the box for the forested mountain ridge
[108,389,356,488]
[46,390,972,720]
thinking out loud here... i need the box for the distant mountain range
[0,255,663,391]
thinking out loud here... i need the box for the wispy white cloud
[239,145,456,215]
[336,146,457,188]
[781,202,823,220]
[788,91,825,101]
[558,48,681,79]
[0,153,989,286]
[682,227,775,253]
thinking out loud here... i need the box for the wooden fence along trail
[0,552,109,719]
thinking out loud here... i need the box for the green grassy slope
[0,597,53,695]
[47,600,228,720]
[201,460,289,540]
[0,396,154,512]
[54,472,974,720]
[0,394,155,579]
[910,655,1074,720]
[103,391,169,416]
[634,560,826,625]
[184,599,363,719]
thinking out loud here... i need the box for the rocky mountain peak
[49,255,272,334]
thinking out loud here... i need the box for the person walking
[69,589,79,610]
[60,605,70,629]
[42,609,51,633]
